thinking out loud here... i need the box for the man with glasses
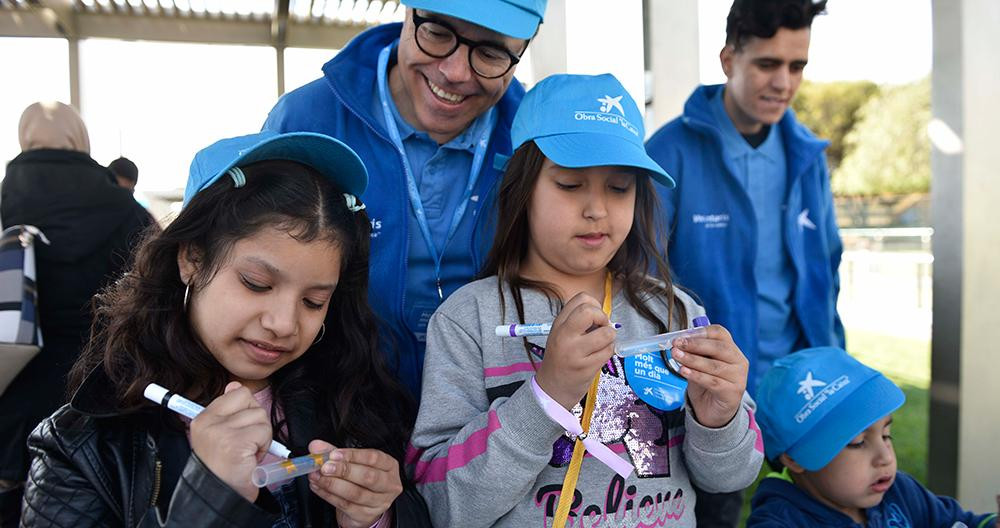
[264,0,546,398]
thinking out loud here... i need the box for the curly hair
[68,159,414,462]
[726,0,828,50]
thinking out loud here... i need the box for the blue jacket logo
[798,208,817,231]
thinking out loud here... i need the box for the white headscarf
[17,101,91,154]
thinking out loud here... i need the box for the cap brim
[534,133,675,188]
[786,374,905,471]
[403,0,541,39]
[187,132,368,205]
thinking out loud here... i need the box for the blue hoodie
[748,469,998,528]
[645,84,845,394]
[263,23,523,396]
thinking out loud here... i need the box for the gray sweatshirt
[409,276,764,527]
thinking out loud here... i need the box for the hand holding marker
[144,383,292,458]
[145,383,345,488]
[495,318,709,374]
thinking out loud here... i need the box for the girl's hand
[672,324,749,428]
[189,381,272,502]
[535,292,617,410]
[307,440,403,528]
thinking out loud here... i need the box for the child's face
[792,415,897,521]
[180,226,341,392]
[521,159,636,286]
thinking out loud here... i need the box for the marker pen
[495,322,622,338]
[144,383,292,459]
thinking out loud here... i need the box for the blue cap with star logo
[509,73,674,188]
[756,346,905,471]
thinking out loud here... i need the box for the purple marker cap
[693,316,710,327]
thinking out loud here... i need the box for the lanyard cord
[551,272,614,527]
[375,44,497,299]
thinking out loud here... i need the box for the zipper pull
[436,278,443,301]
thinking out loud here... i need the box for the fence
[838,227,933,341]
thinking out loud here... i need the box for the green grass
[738,329,929,524]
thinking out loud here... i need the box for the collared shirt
[710,87,802,380]
[372,42,496,342]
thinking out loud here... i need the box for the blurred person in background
[0,101,156,525]
[645,0,842,525]
[108,156,138,192]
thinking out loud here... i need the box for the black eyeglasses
[411,11,524,79]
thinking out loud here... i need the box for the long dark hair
[69,160,413,461]
[480,141,687,360]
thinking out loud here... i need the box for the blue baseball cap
[756,347,905,471]
[184,131,368,206]
[401,0,546,40]
[510,73,675,188]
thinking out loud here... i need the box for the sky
[1,0,934,201]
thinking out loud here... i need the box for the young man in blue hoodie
[646,0,842,394]
[263,0,546,397]
[645,1,841,523]
[749,347,998,527]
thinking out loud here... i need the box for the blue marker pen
[144,383,292,459]
[495,322,623,338]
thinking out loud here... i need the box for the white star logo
[597,95,625,116]
[798,209,817,231]
[797,371,827,401]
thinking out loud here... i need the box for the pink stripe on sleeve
[483,362,536,378]
[411,409,503,484]
[747,408,765,454]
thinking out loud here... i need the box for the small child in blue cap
[748,346,998,527]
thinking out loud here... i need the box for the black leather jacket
[21,367,431,527]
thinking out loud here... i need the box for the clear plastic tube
[614,327,708,358]
[252,452,333,488]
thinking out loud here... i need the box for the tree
[833,78,931,196]
[792,80,879,172]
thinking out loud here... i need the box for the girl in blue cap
[21,132,430,527]
[409,74,764,527]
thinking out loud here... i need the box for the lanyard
[376,44,496,300]
[550,272,618,528]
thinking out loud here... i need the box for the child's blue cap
[510,73,675,188]
[401,0,546,40]
[756,347,905,471]
[184,131,368,206]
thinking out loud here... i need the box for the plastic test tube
[614,327,709,358]
[614,316,712,361]
[252,452,334,488]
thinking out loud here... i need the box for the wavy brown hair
[480,142,687,362]
[68,160,413,461]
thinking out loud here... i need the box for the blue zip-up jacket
[747,470,998,527]
[263,23,522,396]
[645,84,845,394]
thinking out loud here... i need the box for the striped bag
[0,225,48,395]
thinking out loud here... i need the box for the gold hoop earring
[313,323,326,345]
[183,284,191,312]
